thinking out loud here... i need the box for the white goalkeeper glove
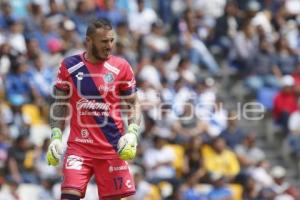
[46,128,63,166]
[117,123,140,160]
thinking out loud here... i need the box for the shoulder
[106,55,132,74]
[108,55,131,67]
[62,54,83,69]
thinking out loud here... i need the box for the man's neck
[84,52,104,64]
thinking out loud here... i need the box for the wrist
[51,128,62,141]
[127,123,140,138]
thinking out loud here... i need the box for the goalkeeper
[47,19,141,200]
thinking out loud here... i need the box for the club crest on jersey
[76,72,84,80]
[103,72,114,83]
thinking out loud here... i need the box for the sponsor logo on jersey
[75,137,94,144]
[76,98,110,111]
[81,129,89,138]
[108,165,128,173]
[98,85,116,92]
[76,72,84,80]
[125,180,132,188]
[66,155,83,170]
[75,129,93,144]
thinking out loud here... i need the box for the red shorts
[61,154,135,199]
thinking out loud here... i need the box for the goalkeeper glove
[117,123,140,160]
[46,128,63,166]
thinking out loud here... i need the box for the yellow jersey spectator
[202,137,240,180]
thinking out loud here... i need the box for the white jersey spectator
[128,0,157,36]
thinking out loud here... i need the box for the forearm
[50,87,69,130]
[127,99,141,126]
[124,94,141,126]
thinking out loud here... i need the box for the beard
[91,43,102,60]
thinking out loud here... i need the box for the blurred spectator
[0,1,16,29]
[45,0,65,27]
[194,77,217,112]
[7,135,37,184]
[143,20,170,56]
[0,180,20,200]
[245,38,279,92]
[207,173,233,200]
[242,176,260,200]
[143,135,176,183]
[24,3,44,34]
[185,136,205,177]
[202,137,240,180]
[37,177,56,200]
[287,97,300,157]
[0,120,9,177]
[129,165,160,200]
[171,102,207,143]
[157,0,172,25]
[176,57,197,84]
[115,21,137,66]
[58,19,83,55]
[169,77,193,115]
[5,59,34,107]
[272,36,298,77]
[7,20,26,54]
[200,97,228,138]
[220,110,245,149]
[179,171,207,200]
[213,0,241,57]
[269,166,298,199]
[231,21,258,73]
[249,160,273,188]
[35,138,59,180]
[128,0,157,37]
[28,54,54,102]
[71,0,97,39]
[235,132,266,170]
[152,104,176,140]
[96,0,124,27]
[292,62,300,95]
[0,43,13,76]
[273,75,297,133]
[137,79,160,116]
[138,55,162,89]
[179,8,220,75]
[30,18,60,53]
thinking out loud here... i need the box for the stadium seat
[256,87,278,110]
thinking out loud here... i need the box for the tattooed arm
[50,87,70,130]
[47,87,69,166]
[122,93,141,127]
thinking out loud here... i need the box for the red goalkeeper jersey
[54,53,136,159]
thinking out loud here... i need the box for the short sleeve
[54,62,71,91]
[119,61,137,96]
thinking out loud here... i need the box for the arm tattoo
[50,87,69,130]
[124,94,142,126]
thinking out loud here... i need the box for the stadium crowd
[0,0,299,199]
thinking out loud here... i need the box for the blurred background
[0,0,299,199]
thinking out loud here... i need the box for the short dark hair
[86,19,112,37]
